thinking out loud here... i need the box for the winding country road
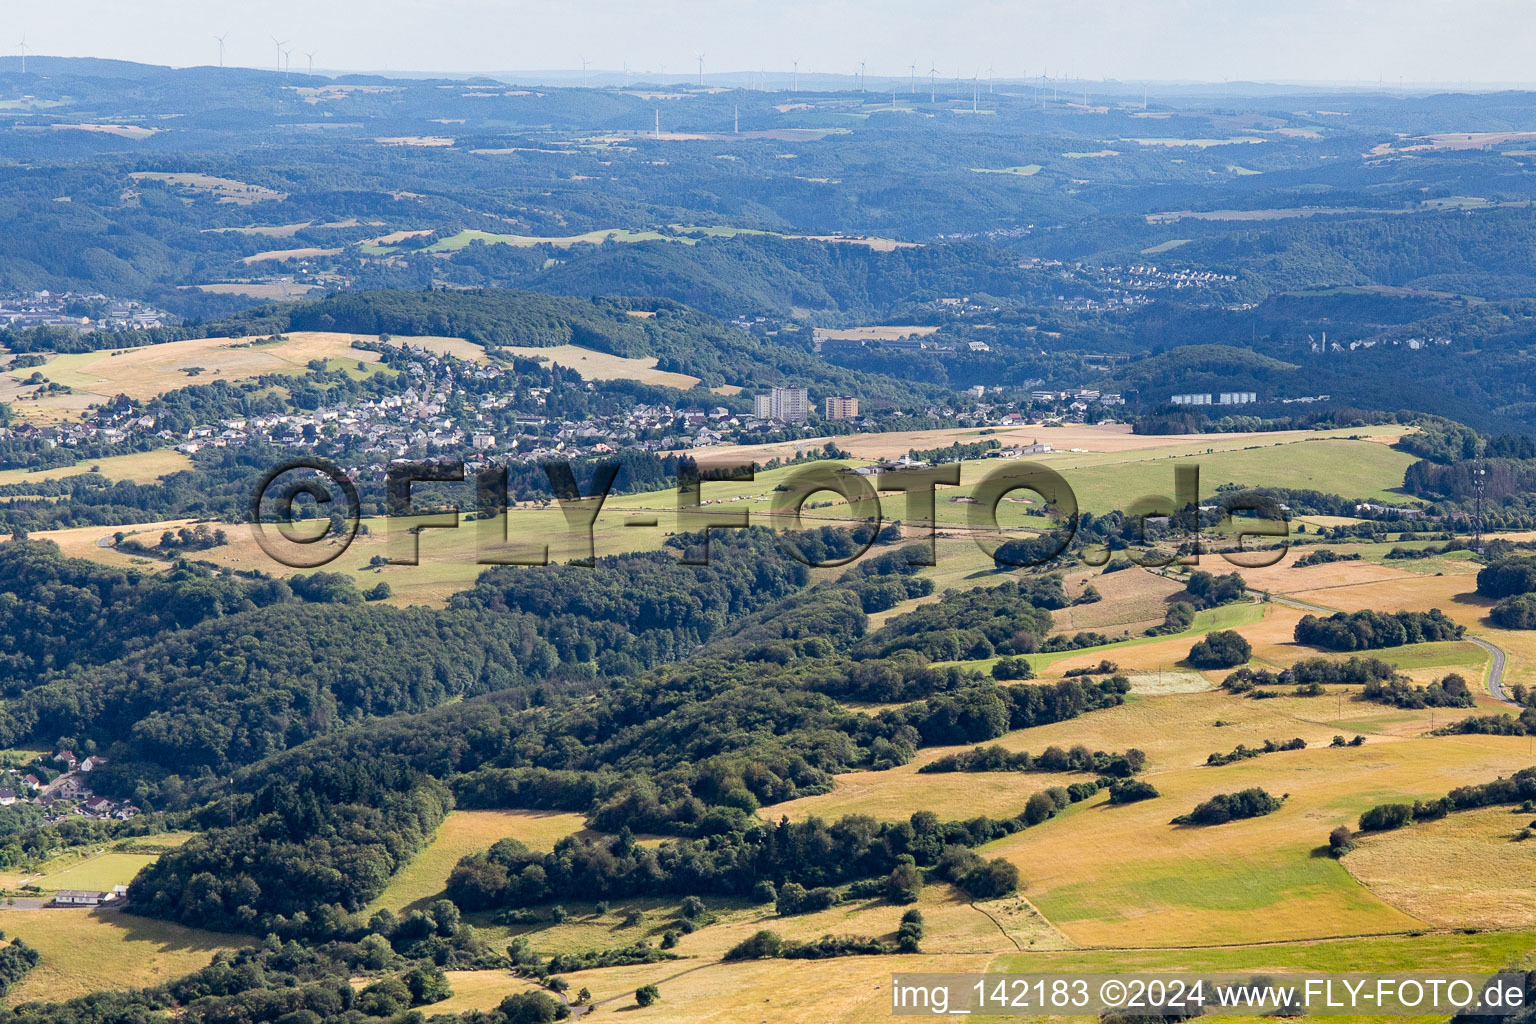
[1467,636,1517,706]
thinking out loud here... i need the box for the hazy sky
[13,0,1536,86]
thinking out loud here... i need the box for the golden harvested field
[0,331,388,418]
[500,343,701,389]
[2,909,240,1005]
[1345,806,1536,929]
[434,954,987,1019]
[1050,566,1183,634]
[0,449,192,486]
[681,423,1407,468]
[769,761,1088,824]
[241,246,344,263]
[985,727,1529,948]
[367,809,587,915]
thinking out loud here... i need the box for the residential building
[824,396,859,420]
[53,889,111,907]
[756,386,809,423]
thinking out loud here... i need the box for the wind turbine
[987,64,994,93]
[858,60,866,92]
[696,52,704,87]
[929,63,937,103]
[792,59,798,92]
[908,63,916,93]
[305,50,315,76]
[214,34,227,68]
[282,49,291,79]
[17,36,28,75]
[580,55,589,88]
[270,36,286,73]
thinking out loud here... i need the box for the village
[1,750,138,826]
[0,338,1140,477]
[0,291,171,332]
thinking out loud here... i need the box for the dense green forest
[0,526,1130,933]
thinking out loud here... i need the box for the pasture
[366,809,588,915]
[0,331,389,419]
[1,909,238,1005]
[1345,806,1536,929]
[499,343,701,390]
[0,449,193,486]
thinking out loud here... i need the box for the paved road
[1467,636,1517,706]
[1266,593,1339,615]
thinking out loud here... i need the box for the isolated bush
[896,908,925,953]
[1108,779,1160,804]
[1172,787,1283,826]
[725,929,784,961]
[1188,630,1252,669]
[1327,826,1356,857]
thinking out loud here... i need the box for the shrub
[724,930,784,961]
[1188,630,1251,669]
[936,845,1020,899]
[1108,779,1160,804]
[1492,593,1536,629]
[1358,802,1414,832]
[1477,557,1536,598]
[896,908,925,953]
[1327,826,1356,857]
[991,657,1034,681]
[496,991,568,1024]
[1172,788,1283,826]
[885,858,923,904]
[777,882,839,916]
[636,984,660,1007]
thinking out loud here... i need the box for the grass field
[0,331,391,420]
[0,449,193,486]
[21,852,159,892]
[366,810,588,915]
[1,909,239,1005]
[499,343,700,390]
[18,423,1423,610]
[9,423,1529,1017]
[423,228,676,251]
[127,171,285,203]
[1345,806,1536,929]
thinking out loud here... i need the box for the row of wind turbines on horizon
[5,35,1128,105]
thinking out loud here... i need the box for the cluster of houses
[0,291,169,331]
[0,751,139,825]
[1029,387,1125,413]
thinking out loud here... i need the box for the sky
[10,0,1536,87]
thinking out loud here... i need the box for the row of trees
[1294,609,1464,651]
